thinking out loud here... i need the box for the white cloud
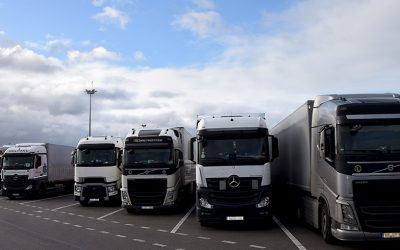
[133,50,145,61]
[67,46,120,62]
[172,10,224,38]
[192,0,215,10]
[1,0,400,146]
[92,0,106,7]
[93,6,129,29]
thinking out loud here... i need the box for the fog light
[25,185,33,190]
[340,224,359,231]
[199,197,213,209]
[75,185,81,192]
[256,196,270,208]
[341,204,357,225]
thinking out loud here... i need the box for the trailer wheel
[320,203,335,244]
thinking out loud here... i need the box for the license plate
[383,232,400,239]
[226,216,244,221]
[90,198,99,201]
[141,206,154,210]
[13,193,19,196]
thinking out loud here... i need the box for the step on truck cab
[121,127,195,211]
[195,114,279,225]
[1,143,74,199]
[73,136,123,205]
[271,94,400,243]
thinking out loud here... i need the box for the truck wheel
[36,186,46,199]
[320,203,335,244]
[126,208,136,214]
[79,199,89,206]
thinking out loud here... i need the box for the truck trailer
[121,127,195,211]
[195,113,278,225]
[73,136,123,205]
[271,94,400,242]
[1,143,74,199]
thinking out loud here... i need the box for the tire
[79,199,89,206]
[126,208,136,214]
[320,202,335,244]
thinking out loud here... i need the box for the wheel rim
[322,209,327,237]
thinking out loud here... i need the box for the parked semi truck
[121,127,195,211]
[72,136,123,205]
[195,113,279,225]
[0,145,13,194]
[271,94,400,242]
[1,143,74,199]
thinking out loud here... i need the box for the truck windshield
[76,148,116,166]
[2,155,34,169]
[199,137,267,166]
[338,124,400,154]
[124,148,172,167]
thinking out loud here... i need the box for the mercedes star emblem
[228,175,240,188]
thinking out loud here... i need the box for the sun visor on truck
[77,143,115,149]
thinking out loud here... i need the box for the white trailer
[121,127,195,211]
[195,114,279,225]
[1,143,74,199]
[271,94,400,243]
[72,136,124,205]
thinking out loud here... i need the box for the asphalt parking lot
[1,193,400,250]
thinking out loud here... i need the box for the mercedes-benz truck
[195,113,279,225]
[271,94,400,243]
[73,136,123,205]
[121,127,195,212]
[1,143,74,199]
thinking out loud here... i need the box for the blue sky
[1,0,400,145]
[0,0,297,67]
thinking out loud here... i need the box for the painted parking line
[51,203,79,211]
[170,205,195,233]
[19,194,73,204]
[97,208,124,220]
[273,216,307,250]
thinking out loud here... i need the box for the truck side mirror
[71,150,76,166]
[118,150,123,169]
[268,135,279,161]
[319,130,325,158]
[35,156,42,168]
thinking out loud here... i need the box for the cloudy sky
[1,0,399,146]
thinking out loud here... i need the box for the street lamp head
[85,89,97,95]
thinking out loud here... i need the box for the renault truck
[271,94,400,242]
[72,136,124,205]
[121,127,195,212]
[195,113,279,225]
[1,143,74,199]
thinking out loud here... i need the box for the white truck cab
[73,136,123,205]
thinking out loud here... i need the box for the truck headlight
[256,196,270,208]
[341,204,357,225]
[107,185,117,192]
[165,190,174,203]
[199,197,213,209]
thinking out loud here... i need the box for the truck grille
[206,177,262,206]
[353,179,400,232]
[82,186,106,199]
[4,175,29,189]
[127,179,167,206]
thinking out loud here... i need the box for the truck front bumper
[74,182,119,201]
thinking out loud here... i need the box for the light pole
[85,87,97,136]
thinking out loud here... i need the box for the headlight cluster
[256,196,270,208]
[199,197,213,209]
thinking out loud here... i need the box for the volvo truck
[73,136,123,205]
[271,94,400,242]
[121,127,195,212]
[195,113,279,225]
[1,143,74,199]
